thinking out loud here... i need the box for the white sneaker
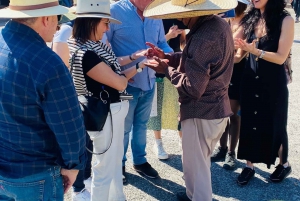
[84,177,92,192]
[72,189,91,201]
[153,139,168,160]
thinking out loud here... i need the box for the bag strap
[85,109,113,155]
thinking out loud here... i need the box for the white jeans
[88,101,129,201]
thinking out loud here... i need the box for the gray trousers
[182,118,229,201]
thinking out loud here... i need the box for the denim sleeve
[41,63,87,170]
[157,20,173,53]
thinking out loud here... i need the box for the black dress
[237,17,289,168]
[228,58,246,100]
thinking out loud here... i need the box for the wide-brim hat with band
[0,0,74,18]
[238,0,250,5]
[144,0,238,19]
[75,0,121,24]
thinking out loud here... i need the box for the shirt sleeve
[53,24,72,43]
[165,36,222,100]
[157,20,174,53]
[41,60,87,170]
[82,50,103,74]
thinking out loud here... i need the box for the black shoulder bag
[70,46,113,155]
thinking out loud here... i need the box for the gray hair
[13,17,38,25]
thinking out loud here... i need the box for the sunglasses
[57,15,62,22]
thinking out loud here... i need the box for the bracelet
[120,73,126,78]
[255,50,262,61]
[259,50,266,59]
[129,54,135,61]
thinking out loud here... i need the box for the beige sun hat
[144,0,238,19]
[76,0,121,24]
[0,0,74,18]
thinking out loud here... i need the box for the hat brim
[76,13,121,24]
[238,0,250,5]
[59,13,76,24]
[0,5,72,18]
[144,0,238,19]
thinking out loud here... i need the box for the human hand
[166,25,183,39]
[143,57,169,74]
[61,169,79,194]
[234,38,258,54]
[145,42,165,59]
[131,49,148,60]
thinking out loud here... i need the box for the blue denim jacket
[0,20,86,178]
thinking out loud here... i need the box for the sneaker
[133,162,159,178]
[83,177,92,192]
[223,152,236,170]
[153,139,168,160]
[72,189,91,201]
[211,146,228,162]
[269,164,292,183]
[237,167,255,186]
[122,166,127,184]
[176,192,191,201]
[296,18,299,23]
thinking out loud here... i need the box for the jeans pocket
[0,179,45,201]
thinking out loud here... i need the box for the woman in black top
[68,6,148,200]
[234,0,294,186]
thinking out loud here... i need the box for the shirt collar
[4,20,46,45]
[187,15,214,39]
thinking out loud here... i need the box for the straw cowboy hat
[75,0,121,24]
[144,0,238,19]
[0,0,74,18]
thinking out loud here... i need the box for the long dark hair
[73,17,102,42]
[241,0,289,39]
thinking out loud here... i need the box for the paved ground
[0,7,299,201]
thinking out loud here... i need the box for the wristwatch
[136,62,143,73]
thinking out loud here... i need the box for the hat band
[77,12,111,17]
[9,2,59,11]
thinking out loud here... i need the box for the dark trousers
[73,133,93,192]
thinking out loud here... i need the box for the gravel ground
[0,7,298,201]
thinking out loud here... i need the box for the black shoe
[133,162,159,178]
[223,152,236,170]
[211,146,228,162]
[269,164,292,183]
[176,192,191,201]
[237,167,255,186]
[122,166,127,184]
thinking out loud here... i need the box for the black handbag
[70,46,113,155]
[78,92,110,132]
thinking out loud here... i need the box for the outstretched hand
[131,49,148,60]
[145,42,165,59]
[166,25,183,39]
[234,38,258,54]
[143,57,169,74]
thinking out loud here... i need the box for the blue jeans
[0,167,63,201]
[123,85,155,166]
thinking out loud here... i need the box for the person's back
[0,1,86,200]
[178,15,233,120]
[0,20,85,178]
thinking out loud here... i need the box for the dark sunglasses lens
[57,15,62,22]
